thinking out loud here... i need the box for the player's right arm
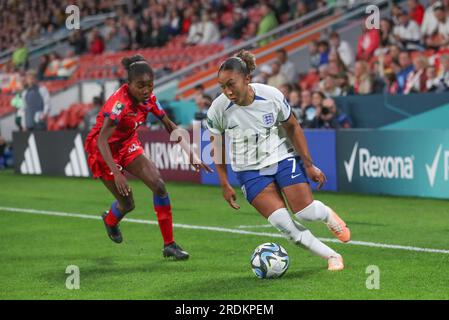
[211,134,240,210]
[207,99,240,210]
[97,117,130,196]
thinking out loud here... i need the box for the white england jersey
[206,83,297,172]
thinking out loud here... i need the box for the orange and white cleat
[328,255,344,271]
[327,210,351,243]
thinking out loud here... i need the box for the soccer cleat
[328,254,344,271]
[163,242,189,260]
[327,210,351,243]
[101,212,123,244]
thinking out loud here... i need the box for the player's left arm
[281,114,327,189]
[159,114,213,173]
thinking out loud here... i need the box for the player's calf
[294,200,351,243]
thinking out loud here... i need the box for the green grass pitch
[0,169,448,300]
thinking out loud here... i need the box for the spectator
[328,50,347,75]
[193,84,206,106]
[425,4,449,49]
[314,98,340,129]
[279,83,293,101]
[393,10,422,50]
[117,16,132,51]
[391,3,403,25]
[421,0,440,37]
[408,0,425,26]
[353,61,373,95]
[11,86,25,131]
[378,18,399,50]
[253,64,272,84]
[320,75,341,97]
[291,1,309,23]
[79,96,103,131]
[168,9,181,36]
[434,54,449,92]
[257,3,279,46]
[300,67,320,91]
[22,70,51,131]
[300,89,314,125]
[198,12,220,44]
[69,30,87,55]
[267,60,288,88]
[228,7,249,40]
[396,51,415,94]
[324,98,352,129]
[309,40,321,68]
[289,89,302,120]
[335,72,354,96]
[426,65,440,91]
[11,39,28,70]
[404,54,428,94]
[148,17,169,47]
[304,91,325,129]
[185,14,203,45]
[37,54,50,81]
[317,40,330,66]
[357,25,380,61]
[276,49,298,83]
[192,94,213,129]
[329,32,354,68]
[89,28,105,55]
[383,69,400,94]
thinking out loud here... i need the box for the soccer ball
[250,242,289,279]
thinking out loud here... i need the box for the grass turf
[0,169,449,299]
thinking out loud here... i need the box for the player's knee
[121,200,135,213]
[153,179,167,197]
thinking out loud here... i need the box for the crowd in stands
[247,0,449,129]
[3,0,449,133]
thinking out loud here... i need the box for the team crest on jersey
[112,101,124,116]
[262,113,274,126]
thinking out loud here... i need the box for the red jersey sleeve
[147,94,166,119]
[103,97,127,124]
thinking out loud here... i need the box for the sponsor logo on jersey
[128,143,140,154]
[112,101,124,116]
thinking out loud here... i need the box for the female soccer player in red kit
[85,55,211,260]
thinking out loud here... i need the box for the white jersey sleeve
[206,95,227,135]
[271,86,292,122]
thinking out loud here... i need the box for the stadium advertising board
[337,130,449,199]
[13,130,202,183]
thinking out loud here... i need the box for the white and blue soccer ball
[250,242,289,279]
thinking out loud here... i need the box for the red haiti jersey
[85,83,165,154]
[84,84,165,179]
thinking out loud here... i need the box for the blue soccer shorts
[235,156,310,204]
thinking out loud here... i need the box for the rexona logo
[344,142,414,182]
[425,145,449,187]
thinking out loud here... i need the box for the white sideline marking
[238,224,272,229]
[2,206,449,255]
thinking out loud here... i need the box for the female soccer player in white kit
[207,51,351,271]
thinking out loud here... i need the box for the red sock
[104,201,123,227]
[154,195,174,245]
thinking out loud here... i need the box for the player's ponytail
[121,54,154,82]
[218,50,256,76]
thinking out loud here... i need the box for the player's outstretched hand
[305,165,327,190]
[192,161,214,173]
[223,184,240,210]
[114,173,131,197]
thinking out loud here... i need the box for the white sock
[267,208,337,259]
[295,200,331,223]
